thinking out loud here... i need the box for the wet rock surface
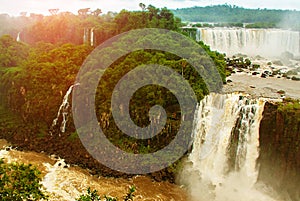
[258,102,300,201]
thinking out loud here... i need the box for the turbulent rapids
[0,93,294,200]
[0,140,187,201]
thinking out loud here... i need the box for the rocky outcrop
[258,102,300,201]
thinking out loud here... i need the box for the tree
[49,9,59,15]
[76,186,135,201]
[0,159,48,201]
[0,35,29,67]
[78,8,90,16]
[139,3,146,11]
[92,8,102,16]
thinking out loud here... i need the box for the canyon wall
[259,101,300,201]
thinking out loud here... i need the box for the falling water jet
[90,27,94,46]
[16,32,21,42]
[51,83,80,135]
[194,28,300,58]
[179,93,279,201]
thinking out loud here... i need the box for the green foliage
[198,41,227,83]
[173,4,300,30]
[114,6,180,33]
[76,186,135,201]
[76,187,102,201]
[13,43,91,125]
[245,22,277,28]
[1,5,181,46]
[123,186,135,201]
[0,6,226,155]
[94,43,225,153]
[192,22,244,28]
[0,35,29,67]
[278,99,300,112]
[277,99,300,132]
[286,70,298,76]
[68,131,79,141]
[0,159,48,201]
[215,22,243,27]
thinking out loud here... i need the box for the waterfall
[83,28,88,44]
[52,83,79,134]
[90,28,94,46]
[195,28,300,58]
[180,93,278,201]
[16,32,21,42]
[83,28,95,46]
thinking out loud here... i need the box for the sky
[1,0,300,16]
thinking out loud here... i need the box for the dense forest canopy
[172,4,300,30]
[0,6,182,45]
[0,5,226,154]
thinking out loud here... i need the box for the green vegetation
[0,159,48,201]
[173,4,300,30]
[0,5,226,155]
[76,186,135,201]
[192,22,244,28]
[226,56,252,71]
[0,5,181,45]
[76,188,103,201]
[245,22,277,28]
[278,99,300,112]
[283,70,298,79]
[0,4,226,187]
[278,99,300,127]
[0,34,29,67]
[0,159,136,201]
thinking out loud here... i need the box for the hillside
[172,4,300,29]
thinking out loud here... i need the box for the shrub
[76,187,102,201]
[0,158,48,201]
[76,186,135,201]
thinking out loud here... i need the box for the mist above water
[178,93,284,201]
[196,28,300,59]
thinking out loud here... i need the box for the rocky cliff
[258,101,300,201]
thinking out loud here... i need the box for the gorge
[0,6,299,201]
[179,93,299,201]
[1,91,299,200]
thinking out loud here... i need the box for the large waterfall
[180,93,280,201]
[196,28,300,58]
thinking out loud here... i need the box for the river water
[0,139,187,201]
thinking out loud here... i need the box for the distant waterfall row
[195,28,300,58]
[180,93,278,201]
[83,28,95,46]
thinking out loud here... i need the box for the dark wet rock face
[258,102,300,201]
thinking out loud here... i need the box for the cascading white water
[196,28,300,58]
[52,83,80,134]
[83,28,95,46]
[90,28,94,46]
[179,93,278,201]
[16,32,21,42]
